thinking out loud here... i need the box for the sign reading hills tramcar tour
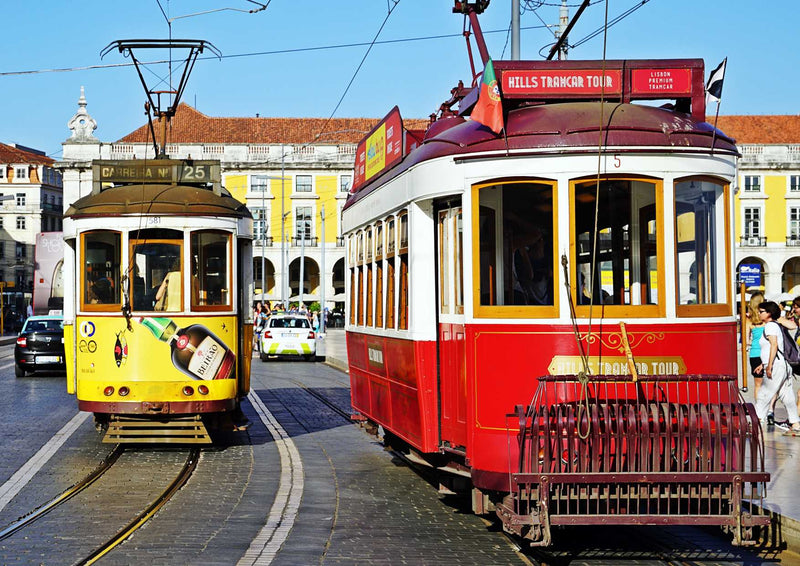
[494,59,703,102]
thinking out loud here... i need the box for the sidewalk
[318,330,800,546]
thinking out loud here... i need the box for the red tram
[342,2,769,546]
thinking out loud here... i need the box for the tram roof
[345,101,737,209]
[65,183,251,219]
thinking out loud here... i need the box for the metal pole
[280,144,286,310]
[300,227,305,308]
[260,182,265,305]
[320,204,326,333]
[511,0,520,60]
[284,228,289,310]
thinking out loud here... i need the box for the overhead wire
[0,25,550,78]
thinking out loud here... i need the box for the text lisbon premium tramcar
[63,160,253,443]
[342,3,769,546]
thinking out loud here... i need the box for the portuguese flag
[471,58,503,134]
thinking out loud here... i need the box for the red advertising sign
[631,68,692,95]
[502,69,622,96]
[353,106,404,191]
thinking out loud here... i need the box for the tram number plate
[37,355,61,363]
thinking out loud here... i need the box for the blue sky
[2,0,797,158]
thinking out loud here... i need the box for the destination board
[93,160,220,185]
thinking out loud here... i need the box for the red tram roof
[345,101,737,210]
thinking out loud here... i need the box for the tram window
[376,258,384,327]
[357,266,364,325]
[439,210,451,314]
[573,179,660,309]
[455,210,464,314]
[386,257,396,328]
[366,262,374,326]
[82,231,121,310]
[675,179,727,310]
[399,253,409,330]
[191,231,231,309]
[130,232,183,312]
[349,267,357,325]
[399,213,408,253]
[476,182,555,311]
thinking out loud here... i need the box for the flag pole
[710,99,721,157]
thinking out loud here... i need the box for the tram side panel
[348,331,439,453]
[74,314,240,414]
[465,319,738,490]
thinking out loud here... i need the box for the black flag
[706,58,726,103]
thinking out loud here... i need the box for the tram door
[436,202,468,450]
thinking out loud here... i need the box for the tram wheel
[14,364,25,377]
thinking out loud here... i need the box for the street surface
[0,333,795,565]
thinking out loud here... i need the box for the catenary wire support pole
[320,204,326,333]
[511,0,520,60]
[280,144,287,310]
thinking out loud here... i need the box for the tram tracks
[0,445,200,565]
[287,377,788,566]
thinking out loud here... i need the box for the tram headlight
[118,386,130,397]
[198,384,209,395]
[182,386,194,396]
[103,386,115,396]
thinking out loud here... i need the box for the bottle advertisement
[74,314,237,382]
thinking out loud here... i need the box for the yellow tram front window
[474,181,556,317]
[82,231,121,310]
[129,230,183,312]
[191,230,232,310]
[675,178,729,316]
[572,178,663,315]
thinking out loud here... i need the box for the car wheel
[14,364,26,377]
[305,354,315,362]
[260,351,268,362]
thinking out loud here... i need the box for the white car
[260,314,316,361]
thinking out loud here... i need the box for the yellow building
[717,115,800,300]
[59,97,427,314]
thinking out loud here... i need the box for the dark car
[14,315,65,377]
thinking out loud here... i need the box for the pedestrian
[26,303,33,319]
[754,301,800,435]
[745,293,773,422]
[253,301,266,353]
[778,296,800,415]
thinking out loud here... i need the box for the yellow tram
[63,159,253,443]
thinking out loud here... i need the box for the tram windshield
[191,230,231,309]
[675,179,727,306]
[477,181,555,308]
[130,230,183,312]
[573,179,659,307]
[83,231,121,309]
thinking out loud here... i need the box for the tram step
[103,416,212,444]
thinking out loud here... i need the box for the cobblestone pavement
[1,337,790,565]
[0,344,527,565]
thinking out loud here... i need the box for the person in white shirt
[755,301,800,435]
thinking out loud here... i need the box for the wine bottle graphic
[138,317,235,380]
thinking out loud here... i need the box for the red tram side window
[375,221,384,327]
[473,180,557,317]
[674,177,730,317]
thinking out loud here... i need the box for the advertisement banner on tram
[75,315,238,382]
